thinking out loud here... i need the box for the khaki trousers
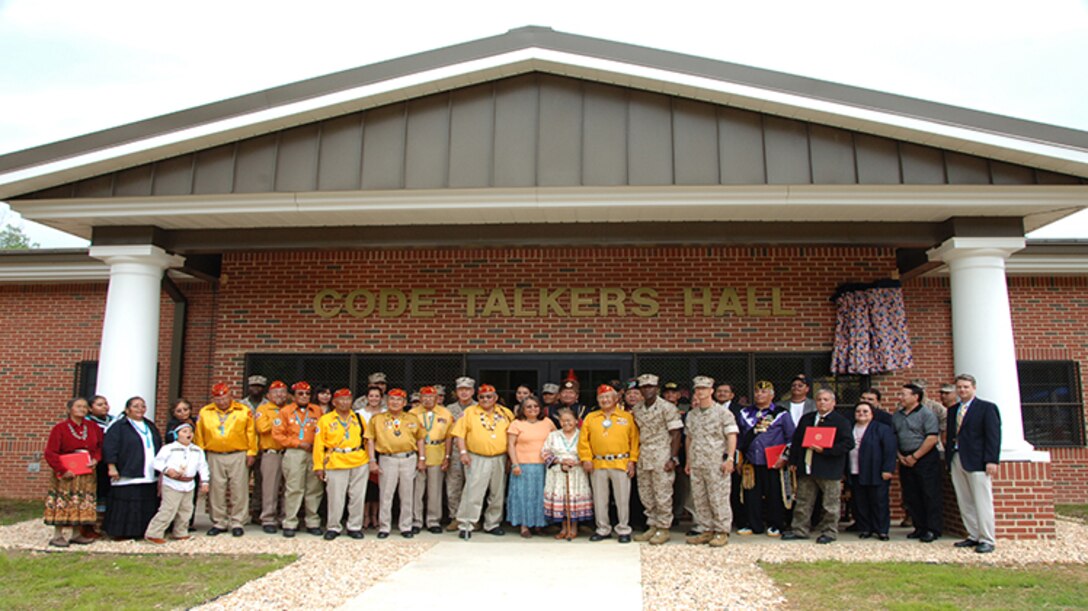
[951,454,996,545]
[456,453,505,531]
[414,464,444,529]
[792,476,841,538]
[379,454,416,534]
[208,451,249,529]
[259,451,284,526]
[281,448,323,530]
[636,467,675,529]
[691,467,732,533]
[325,465,368,533]
[592,468,632,536]
[145,485,193,539]
[446,456,465,519]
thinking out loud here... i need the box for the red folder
[59,453,92,475]
[803,426,836,449]
[764,444,787,466]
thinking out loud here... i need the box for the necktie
[957,402,969,434]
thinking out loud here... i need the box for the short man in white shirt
[145,424,210,543]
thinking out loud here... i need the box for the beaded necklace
[67,419,88,441]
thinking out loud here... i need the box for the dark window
[1018,360,1085,447]
[74,361,98,399]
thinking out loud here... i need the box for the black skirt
[104,483,159,539]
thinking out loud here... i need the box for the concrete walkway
[338,535,643,610]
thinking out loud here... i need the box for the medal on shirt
[393,418,402,437]
[602,417,613,436]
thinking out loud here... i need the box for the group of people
[42,369,1002,553]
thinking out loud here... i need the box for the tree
[0,223,38,249]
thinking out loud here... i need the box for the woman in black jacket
[846,401,897,540]
[103,396,163,539]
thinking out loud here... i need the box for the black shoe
[262,525,277,534]
[428,526,442,534]
[816,535,834,544]
[906,530,923,539]
[401,531,414,539]
[858,532,872,539]
[954,538,980,548]
[307,527,324,536]
[484,527,505,536]
[324,530,340,540]
[975,542,995,554]
[188,526,197,533]
[780,531,807,541]
[919,531,937,543]
[207,527,226,536]
[458,530,471,540]
[347,530,364,539]
[876,533,889,541]
[231,527,244,537]
[589,534,611,542]
[411,526,421,535]
[377,531,389,539]
[282,529,296,538]
[618,534,631,543]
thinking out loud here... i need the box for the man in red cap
[255,381,290,533]
[272,381,325,537]
[194,383,257,537]
[314,388,369,539]
[579,384,640,543]
[409,386,454,534]
[450,384,513,539]
[366,388,426,538]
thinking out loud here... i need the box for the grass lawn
[0,499,42,526]
[1057,504,1088,521]
[0,550,295,610]
[762,561,1088,610]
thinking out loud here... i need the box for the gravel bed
[0,520,432,610]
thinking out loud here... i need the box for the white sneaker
[737,527,754,536]
[766,527,781,538]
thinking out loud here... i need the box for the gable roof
[2,25,1087,203]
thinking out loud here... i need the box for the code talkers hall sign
[313,287,796,319]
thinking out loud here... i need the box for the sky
[1,0,1087,246]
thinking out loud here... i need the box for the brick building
[1,28,1086,538]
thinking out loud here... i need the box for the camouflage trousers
[636,467,675,529]
[690,466,732,533]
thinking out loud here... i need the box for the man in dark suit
[781,389,854,544]
[947,373,1002,554]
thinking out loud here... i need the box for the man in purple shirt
[737,380,795,537]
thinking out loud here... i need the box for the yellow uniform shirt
[450,404,512,457]
[313,411,369,471]
[408,405,454,466]
[578,409,640,470]
[194,401,258,456]
[365,411,425,455]
[255,401,286,451]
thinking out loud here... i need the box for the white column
[90,245,185,417]
[927,237,1048,462]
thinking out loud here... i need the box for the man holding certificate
[782,389,853,544]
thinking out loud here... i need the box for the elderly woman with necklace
[43,397,104,547]
[542,407,594,539]
[102,396,163,540]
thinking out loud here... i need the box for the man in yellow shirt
[450,384,511,539]
[272,381,325,538]
[255,380,289,533]
[314,388,369,540]
[409,386,453,534]
[579,384,640,543]
[366,388,426,539]
[194,382,257,537]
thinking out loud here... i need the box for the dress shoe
[589,533,611,542]
[858,532,872,539]
[377,531,389,539]
[188,525,197,532]
[307,527,324,536]
[206,527,226,536]
[401,531,414,539]
[323,530,340,540]
[975,542,995,554]
[347,530,364,539]
[144,536,166,545]
[411,526,420,535]
[919,531,937,543]
[231,527,245,537]
[816,535,834,544]
[954,538,980,548]
[649,529,671,546]
[780,531,807,541]
[618,534,632,543]
[282,529,296,538]
[906,530,923,539]
[876,533,889,541]
[458,530,471,540]
[484,527,505,536]
[634,529,657,542]
[262,525,277,534]
[428,526,443,534]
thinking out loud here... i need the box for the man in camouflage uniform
[444,376,477,530]
[630,373,683,545]
[685,376,739,547]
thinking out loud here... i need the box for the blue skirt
[506,463,547,527]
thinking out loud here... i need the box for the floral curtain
[831,279,913,375]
